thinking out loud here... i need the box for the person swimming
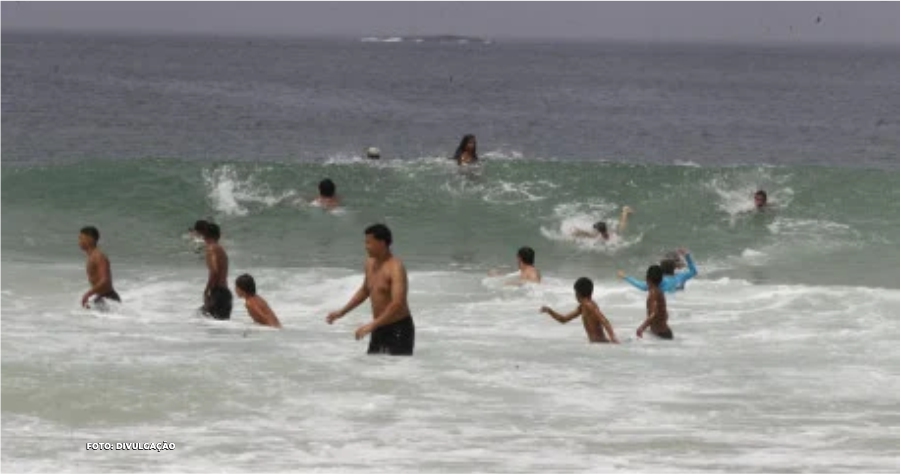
[365,147,381,160]
[314,178,340,209]
[452,134,479,165]
[571,206,633,241]
[754,190,768,210]
[488,246,541,285]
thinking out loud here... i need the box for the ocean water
[2,33,899,473]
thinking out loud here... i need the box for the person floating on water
[571,206,633,242]
[540,277,619,343]
[200,223,233,320]
[489,246,541,284]
[754,189,768,210]
[315,178,340,209]
[235,274,282,329]
[326,224,415,356]
[78,226,120,309]
[452,134,479,165]
[636,265,673,340]
[618,248,698,293]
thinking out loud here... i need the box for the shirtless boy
[78,226,120,309]
[540,277,619,343]
[636,265,674,340]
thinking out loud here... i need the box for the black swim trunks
[93,290,121,303]
[203,286,233,320]
[654,328,674,340]
[368,315,415,356]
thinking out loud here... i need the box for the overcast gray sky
[2,2,898,44]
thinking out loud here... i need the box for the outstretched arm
[675,252,698,288]
[618,270,648,291]
[540,306,581,324]
[616,206,632,233]
[326,263,371,323]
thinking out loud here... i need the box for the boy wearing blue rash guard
[617,248,698,293]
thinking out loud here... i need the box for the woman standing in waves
[452,134,479,165]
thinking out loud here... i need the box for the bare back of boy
[246,295,281,328]
[581,300,619,343]
[646,287,673,339]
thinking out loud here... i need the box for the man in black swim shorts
[326,224,415,356]
[200,223,232,320]
[78,226,122,309]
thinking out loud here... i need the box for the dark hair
[517,246,535,266]
[452,134,478,163]
[206,223,221,241]
[235,274,256,296]
[365,224,392,246]
[593,222,607,234]
[193,220,210,236]
[319,178,336,198]
[755,190,767,200]
[660,259,676,276]
[646,265,664,286]
[574,277,594,299]
[80,226,100,242]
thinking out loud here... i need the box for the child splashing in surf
[540,277,618,343]
[572,206,633,242]
[235,274,282,329]
[636,265,673,340]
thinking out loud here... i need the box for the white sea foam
[4,260,896,472]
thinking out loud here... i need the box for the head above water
[754,190,767,208]
[78,226,100,250]
[517,246,535,266]
[646,264,664,286]
[365,147,380,159]
[454,134,478,161]
[319,178,336,198]
[235,274,256,297]
[593,221,608,237]
[192,220,210,237]
[364,223,393,257]
[574,277,594,300]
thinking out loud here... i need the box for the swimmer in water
[452,134,479,166]
[540,277,619,343]
[235,274,282,329]
[78,226,120,309]
[314,178,340,209]
[754,190,768,210]
[572,206,633,241]
[489,246,541,284]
